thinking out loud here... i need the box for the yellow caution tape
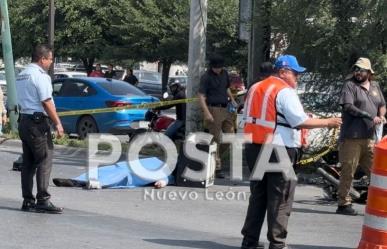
[297,128,339,166]
[57,90,247,117]
[58,97,198,117]
[297,145,336,165]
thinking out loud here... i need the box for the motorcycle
[131,92,185,141]
[317,151,369,203]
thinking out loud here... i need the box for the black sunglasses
[353,66,368,73]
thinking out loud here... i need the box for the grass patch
[2,129,88,148]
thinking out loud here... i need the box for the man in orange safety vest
[241,55,342,249]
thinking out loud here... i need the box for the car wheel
[77,116,98,139]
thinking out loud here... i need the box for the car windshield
[99,80,146,96]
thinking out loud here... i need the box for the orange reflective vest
[244,76,291,144]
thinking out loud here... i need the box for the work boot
[269,246,290,249]
[336,204,358,216]
[21,200,36,212]
[35,200,63,214]
[269,244,291,249]
[241,239,264,249]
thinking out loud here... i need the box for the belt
[208,103,227,108]
[20,113,49,120]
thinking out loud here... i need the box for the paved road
[0,139,363,249]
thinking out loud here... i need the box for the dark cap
[209,54,224,68]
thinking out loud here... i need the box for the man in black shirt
[198,55,237,178]
[123,68,138,85]
[337,57,386,215]
[104,64,116,78]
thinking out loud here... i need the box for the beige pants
[206,106,234,170]
[338,138,374,206]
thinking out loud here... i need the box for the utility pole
[0,0,18,132]
[48,0,55,79]
[186,0,207,134]
[247,0,271,86]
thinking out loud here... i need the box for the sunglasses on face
[283,68,299,77]
[353,66,368,73]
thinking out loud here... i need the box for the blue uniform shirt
[16,63,53,115]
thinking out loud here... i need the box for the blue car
[52,77,159,138]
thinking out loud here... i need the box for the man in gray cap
[337,57,386,215]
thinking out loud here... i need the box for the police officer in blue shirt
[16,44,64,214]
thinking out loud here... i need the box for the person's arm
[198,73,213,122]
[198,93,213,122]
[277,88,342,129]
[297,117,342,129]
[342,103,373,119]
[42,99,64,138]
[377,82,386,123]
[227,88,237,106]
[379,105,386,123]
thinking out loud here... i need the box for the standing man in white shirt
[16,44,64,214]
[241,55,342,249]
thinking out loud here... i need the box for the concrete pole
[48,0,55,79]
[0,0,18,132]
[247,0,271,86]
[186,0,207,134]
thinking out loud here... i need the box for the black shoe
[336,204,358,216]
[215,170,225,179]
[21,200,36,212]
[241,240,264,249]
[35,201,63,214]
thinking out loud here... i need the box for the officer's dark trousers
[241,143,298,249]
[18,117,53,202]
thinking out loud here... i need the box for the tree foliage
[207,0,247,69]
[6,0,385,111]
[270,0,387,112]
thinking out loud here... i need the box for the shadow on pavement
[144,240,354,249]
[143,239,239,249]
[0,205,21,212]
[291,245,354,249]
[294,199,338,206]
[292,207,335,215]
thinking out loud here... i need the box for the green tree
[114,0,190,92]
[115,0,247,91]
[8,0,48,58]
[9,0,129,73]
[207,0,247,71]
[270,0,387,112]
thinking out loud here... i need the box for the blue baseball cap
[274,55,306,73]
